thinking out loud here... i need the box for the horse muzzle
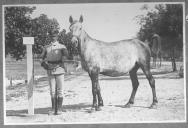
[71,36,79,47]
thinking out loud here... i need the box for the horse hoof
[88,107,96,113]
[56,112,63,115]
[124,103,133,108]
[48,112,54,115]
[48,110,55,115]
[99,102,104,107]
[54,110,64,115]
[62,109,66,112]
[91,107,95,112]
[96,106,102,111]
[149,103,157,109]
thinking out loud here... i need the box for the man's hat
[48,29,59,37]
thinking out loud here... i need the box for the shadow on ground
[100,71,181,81]
[35,72,85,88]
[114,105,150,109]
[6,103,91,116]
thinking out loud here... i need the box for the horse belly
[100,53,137,76]
[100,70,127,77]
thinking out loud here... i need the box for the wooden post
[10,76,12,87]
[23,37,34,115]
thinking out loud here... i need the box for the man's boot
[48,96,55,115]
[56,97,63,115]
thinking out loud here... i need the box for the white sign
[23,37,34,45]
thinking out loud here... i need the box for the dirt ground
[5,64,186,124]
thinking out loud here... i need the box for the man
[40,29,68,115]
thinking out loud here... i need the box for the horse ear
[79,15,83,23]
[69,16,73,24]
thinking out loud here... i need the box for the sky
[30,3,156,42]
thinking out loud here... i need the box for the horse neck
[80,30,91,42]
[78,30,92,53]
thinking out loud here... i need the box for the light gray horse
[151,34,162,67]
[69,15,158,111]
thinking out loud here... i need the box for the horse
[68,15,158,111]
[150,34,162,67]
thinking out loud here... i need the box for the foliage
[5,6,36,60]
[32,14,60,54]
[136,4,183,49]
[5,7,60,60]
[58,30,78,59]
[135,4,183,71]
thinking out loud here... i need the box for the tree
[58,30,78,59]
[136,4,183,71]
[5,6,60,60]
[5,6,36,60]
[32,14,60,55]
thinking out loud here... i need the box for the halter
[69,20,79,28]
[69,21,83,53]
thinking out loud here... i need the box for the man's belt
[48,61,62,64]
[45,61,62,70]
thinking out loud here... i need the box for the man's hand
[41,61,49,70]
[76,61,82,71]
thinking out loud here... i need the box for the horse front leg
[96,80,103,107]
[89,70,103,111]
[91,79,98,110]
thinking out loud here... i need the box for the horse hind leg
[125,64,139,108]
[141,64,158,109]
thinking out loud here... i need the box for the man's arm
[40,47,47,62]
[62,48,69,61]
[61,47,69,72]
[40,47,49,70]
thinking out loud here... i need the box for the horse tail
[141,40,151,55]
[144,39,150,47]
[136,39,152,62]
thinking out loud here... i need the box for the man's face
[52,35,58,42]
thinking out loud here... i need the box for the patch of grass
[5,58,80,80]
[6,89,27,102]
[6,58,46,80]
[6,95,12,102]
[6,82,27,102]
[6,83,26,90]
[8,91,26,99]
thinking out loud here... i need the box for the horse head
[69,15,83,48]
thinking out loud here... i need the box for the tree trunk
[171,48,177,72]
[171,57,177,71]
